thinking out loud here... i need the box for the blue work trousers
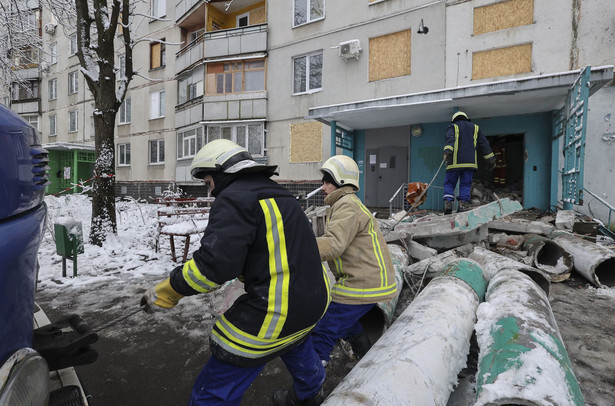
[311,302,376,363]
[188,336,324,406]
[443,168,474,202]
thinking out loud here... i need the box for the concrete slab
[555,210,575,230]
[488,218,555,235]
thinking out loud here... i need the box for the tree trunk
[89,111,118,246]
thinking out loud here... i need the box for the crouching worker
[312,155,397,366]
[141,139,330,406]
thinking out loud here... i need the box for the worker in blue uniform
[443,111,495,214]
[141,139,330,406]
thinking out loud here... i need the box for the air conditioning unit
[339,39,362,61]
[44,23,56,35]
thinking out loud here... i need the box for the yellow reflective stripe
[352,196,389,287]
[484,152,494,159]
[258,199,290,339]
[443,145,454,152]
[473,125,479,164]
[212,315,313,358]
[453,124,459,165]
[322,264,331,299]
[446,163,478,169]
[182,259,220,293]
[332,283,397,298]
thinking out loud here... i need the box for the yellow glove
[140,278,184,313]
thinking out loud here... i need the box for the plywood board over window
[290,121,323,163]
[474,0,534,35]
[472,43,532,80]
[369,29,411,82]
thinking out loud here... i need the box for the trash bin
[54,220,84,277]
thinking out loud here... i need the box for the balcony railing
[175,35,204,74]
[203,23,267,59]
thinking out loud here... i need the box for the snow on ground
[35,194,615,405]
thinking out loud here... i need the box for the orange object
[406,182,428,208]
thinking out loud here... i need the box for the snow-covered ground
[35,194,615,405]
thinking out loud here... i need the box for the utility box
[54,220,84,277]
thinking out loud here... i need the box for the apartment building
[266,0,615,219]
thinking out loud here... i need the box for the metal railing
[584,187,615,237]
[389,184,446,218]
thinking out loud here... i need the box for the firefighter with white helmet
[142,139,330,406]
[309,155,397,367]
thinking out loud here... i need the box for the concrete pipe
[551,231,615,287]
[521,234,573,282]
[323,259,487,406]
[475,268,584,406]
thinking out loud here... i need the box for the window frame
[119,98,131,124]
[149,139,165,164]
[68,110,78,133]
[150,90,165,119]
[206,122,265,157]
[50,42,57,65]
[152,0,166,18]
[150,39,166,70]
[292,51,323,95]
[177,126,205,160]
[48,78,57,100]
[49,114,57,136]
[68,71,79,95]
[69,34,78,55]
[208,59,266,95]
[118,143,131,166]
[293,0,325,27]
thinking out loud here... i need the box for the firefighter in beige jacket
[312,155,397,366]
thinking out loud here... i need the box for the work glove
[487,158,496,171]
[140,278,184,313]
[443,153,452,165]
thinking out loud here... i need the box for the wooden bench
[155,197,215,262]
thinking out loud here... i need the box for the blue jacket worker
[442,111,495,214]
[141,139,330,406]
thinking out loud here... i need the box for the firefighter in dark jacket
[442,111,495,214]
[141,139,330,406]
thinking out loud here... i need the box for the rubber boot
[273,387,324,406]
[345,331,372,359]
[444,201,453,215]
[457,201,469,212]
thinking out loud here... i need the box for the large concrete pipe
[403,243,475,280]
[323,259,487,406]
[551,231,615,287]
[522,234,573,282]
[474,268,584,406]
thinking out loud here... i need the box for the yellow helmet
[451,111,468,122]
[320,155,360,191]
[190,139,277,179]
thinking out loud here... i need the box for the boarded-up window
[290,121,322,163]
[472,43,532,80]
[150,39,165,69]
[369,30,411,82]
[473,0,533,35]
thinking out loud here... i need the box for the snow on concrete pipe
[551,231,615,287]
[474,268,584,406]
[322,259,487,406]
[359,243,409,346]
[522,234,573,282]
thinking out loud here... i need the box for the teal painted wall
[410,113,553,210]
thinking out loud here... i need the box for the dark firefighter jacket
[169,173,330,367]
[443,120,494,170]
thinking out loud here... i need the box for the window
[50,42,57,64]
[149,139,165,164]
[119,98,131,124]
[206,122,264,157]
[293,51,322,94]
[150,90,165,119]
[294,0,324,26]
[69,110,78,132]
[177,127,204,159]
[178,76,203,104]
[69,34,77,55]
[68,71,79,94]
[118,143,131,166]
[189,29,205,42]
[49,115,57,136]
[150,39,166,69]
[11,81,39,101]
[207,60,265,95]
[118,54,126,78]
[25,116,38,131]
[237,13,249,27]
[48,79,57,100]
[152,0,166,18]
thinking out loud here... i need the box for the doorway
[475,134,524,197]
[365,146,409,207]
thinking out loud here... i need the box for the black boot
[345,331,372,359]
[273,387,324,406]
[444,201,453,215]
[458,201,470,212]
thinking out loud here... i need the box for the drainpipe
[475,268,584,406]
[521,234,573,282]
[323,259,486,406]
[551,231,615,287]
[330,120,337,157]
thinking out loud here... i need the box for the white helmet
[451,111,468,122]
[190,139,277,179]
[320,155,360,191]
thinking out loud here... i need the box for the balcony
[176,35,204,74]
[203,24,267,59]
[175,0,204,23]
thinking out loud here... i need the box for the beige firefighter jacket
[317,187,397,305]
